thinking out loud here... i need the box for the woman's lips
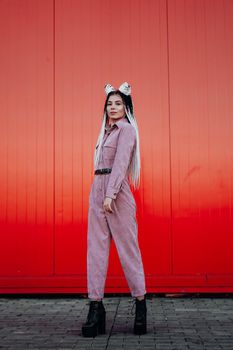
[110,112,117,114]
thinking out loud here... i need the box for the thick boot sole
[82,312,106,337]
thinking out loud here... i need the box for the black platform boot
[131,296,147,335]
[82,300,106,337]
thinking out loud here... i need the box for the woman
[82,82,147,337]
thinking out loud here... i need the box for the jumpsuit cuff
[105,187,118,199]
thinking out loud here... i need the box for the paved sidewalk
[0,294,233,349]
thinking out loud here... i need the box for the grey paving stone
[0,294,233,349]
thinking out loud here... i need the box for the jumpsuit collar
[105,116,129,132]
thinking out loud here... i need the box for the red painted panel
[0,0,54,277]
[0,0,233,293]
[168,0,233,275]
[54,0,171,284]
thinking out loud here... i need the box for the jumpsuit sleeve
[105,125,136,200]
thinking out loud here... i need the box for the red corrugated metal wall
[0,0,233,293]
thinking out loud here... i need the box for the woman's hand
[103,197,113,213]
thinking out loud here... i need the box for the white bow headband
[104,81,131,96]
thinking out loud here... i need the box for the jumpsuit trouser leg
[87,205,112,300]
[106,207,146,298]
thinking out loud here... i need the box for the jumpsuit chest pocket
[103,144,117,160]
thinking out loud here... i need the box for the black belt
[94,168,112,175]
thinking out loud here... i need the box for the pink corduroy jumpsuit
[87,116,146,300]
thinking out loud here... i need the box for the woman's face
[106,94,125,124]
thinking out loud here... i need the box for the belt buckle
[95,168,110,175]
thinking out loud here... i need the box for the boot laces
[130,298,146,318]
[130,298,136,316]
[87,301,100,322]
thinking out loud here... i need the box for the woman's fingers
[103,197,113,213]
[107,204,113,213]
[104,204,113,213]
